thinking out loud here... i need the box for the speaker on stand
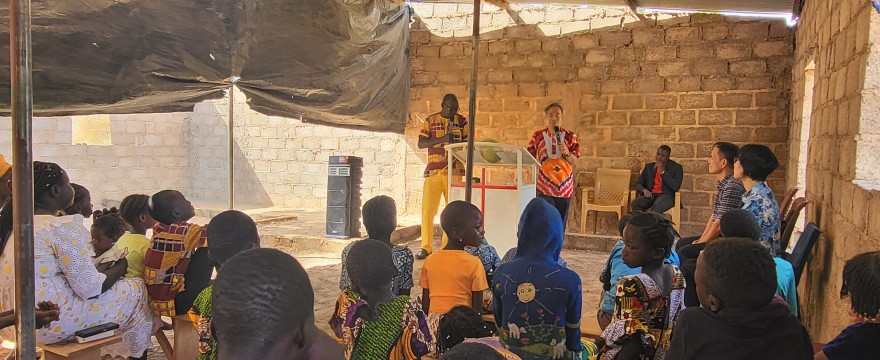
[326,156,362,238]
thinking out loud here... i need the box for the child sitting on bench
[143,190,212,317]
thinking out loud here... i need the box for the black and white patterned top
[339,240,414,295]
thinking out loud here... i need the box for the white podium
[445,142,539,256]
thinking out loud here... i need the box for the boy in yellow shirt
[419,201,488,349]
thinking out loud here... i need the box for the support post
[228,85,234,210]
[464,0,481,203]
[10,0,36,357]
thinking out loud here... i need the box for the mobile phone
[74,322,119,343]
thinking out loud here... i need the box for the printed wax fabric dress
[0,215,152,358]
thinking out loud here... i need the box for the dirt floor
[63,210,608,360]
[141,243,606,359]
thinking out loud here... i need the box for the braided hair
[437,305,494,354]
[345,239,396,322]
[624,211,678,258]
[0,161,68,255]
[841,251,880,320]
[119,194,150,229]
[91,208,126,242]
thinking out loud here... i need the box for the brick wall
[0,94,420,215]
[408,4,794,235]
[0,114,190,206]
[792,0,880,342]
[187,88,419,212]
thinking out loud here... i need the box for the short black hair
[439,343,505,360]
[207,210,260,265]
[149,190,179,225]
[363,196,396,242]
[213,248,313,357]
[737,144,779,181]
[440,201,481,239]
[702,237,777,309]
[544,102,564,113]
[625,211,676,258]
[618,212,635,237]
[437,306,493,354]
[345,239,396,321]
[119,194,150,227]
[720,209,762,241]
[91,209,125,241]
[713,142,739,170]
[443,94,459,106]
[658,145,672,154]
[841,251,880,319]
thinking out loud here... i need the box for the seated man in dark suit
[631,145,683,213]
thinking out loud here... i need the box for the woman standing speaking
[527,103,580,230]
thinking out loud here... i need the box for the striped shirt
[527,128,581,198]
[712,173,746,220]
[419,112,468,177]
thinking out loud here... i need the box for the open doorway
[792,60,815,238]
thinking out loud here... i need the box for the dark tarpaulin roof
[0,0,410,132]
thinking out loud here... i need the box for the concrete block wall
[793,0,880,342]
[0,114,190,206]
[187,88,417,212]
[408,4,794,235]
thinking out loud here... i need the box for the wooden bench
[171,314,199,360]
[40,335,121,360]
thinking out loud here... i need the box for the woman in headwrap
[0,162,152,359]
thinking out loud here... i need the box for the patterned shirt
[713,173,746,220]
[742,181,781,256]
[419,112,468,177]
[329,290,433,359]
[527,128,581,198]
[339,241,414,296]
[188,285,217,360]
[143,221,208,316]
[464,240,501,281]
[602,268,685,360]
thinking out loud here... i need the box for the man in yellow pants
[416,94,468,260]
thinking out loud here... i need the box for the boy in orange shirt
[419,201,488,348]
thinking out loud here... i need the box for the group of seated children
[2,154,877,360]
[324,180,875,358]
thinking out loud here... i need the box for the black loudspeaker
[326,156,362,238]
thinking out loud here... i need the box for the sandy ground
[139,238,607,359]
[31,211,608,359]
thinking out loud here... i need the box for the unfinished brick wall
[187,88,418,212]
[792,0,880,342]
[408,4,793,236]
[0,114,190,206]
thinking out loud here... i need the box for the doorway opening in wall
[788,60,815,250]
[71,115,112,145]
[795,61,814,230]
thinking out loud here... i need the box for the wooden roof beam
[487,0,510,10]
[622,0,650,22]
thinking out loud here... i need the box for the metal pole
[228,85,234,210]
[10,0,36,357]
[464,0,480,203]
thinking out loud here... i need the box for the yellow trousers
[421,173,449,253]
